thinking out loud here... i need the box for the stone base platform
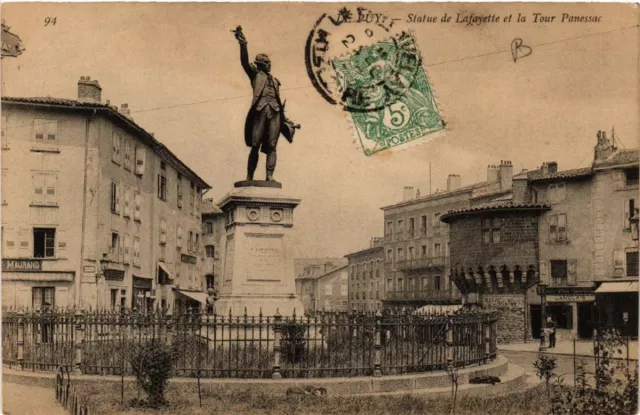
[214,294,304,317]
[4,355,540,399]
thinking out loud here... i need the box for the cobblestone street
[2,381,66,415]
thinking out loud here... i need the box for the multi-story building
[591,131,638,337]
[381,162,515,311]
[295,258,348,313]
[1,77,210,311]
[345,238,385,312]
[446,130,639,343]
[201,198,225,293]
[314,265,349,312]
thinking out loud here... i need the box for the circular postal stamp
[305,7,421,112]
[305,7,445,156]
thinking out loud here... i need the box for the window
[160,161,166,171]
[546,304,573,330]
[549,214,568,242]
[624,199,636,229]
[420,215,427,235]
[386,221,393,237]
[397,248,404,261]
[34,119,58,148]
[386,249,393,262]
[205,222,214,235]
[433,213,441,230]
[177,181,183,208]
[408,218,415,237]
[397,278,403,291]
[111,232,119,259]
[111,289,118,310]
[190,182,195,214]
[408,277,414,290]
[434,243,441,257]
[32,172,58,205]
[627,252,639,277]
[387,279,393,291]
[625,168,639,188]
[205,245,215,258]
[408,246,414,259]
[434,276,441,291]
[32,287,55,310]
[111,132,121,164]
[123,234,131,265]
[33,228,55,258]
[376,269,380,279]
[206,275,215,289]
[341,283,348,296]
[551,260,568,285]
[123,185,131,218]
[548,183,566,204]
[482,217,501,244]
[159,218,167,245]
[421,245,427,257]
[110,182,120,213]
[157,174,167,201]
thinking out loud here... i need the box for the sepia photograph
[0,2,638,414]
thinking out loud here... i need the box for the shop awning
[595,281,639,294]
[176,290,207,304]
[158,261,172,277]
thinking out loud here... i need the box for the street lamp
[537,282,548,352]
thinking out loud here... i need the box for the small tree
[533,353,558,397]
[130,340,174,407]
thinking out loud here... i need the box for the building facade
[345,238,385,312]
[381,163,515,311]
[314,266,349,312]
[294,258,348,313]
[1,77,210,311]
[200,198,225,293]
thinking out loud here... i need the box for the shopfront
[545,287,596,340]
[595,281,638,338]
[132,275,154,312]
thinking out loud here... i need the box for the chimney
[546,162,558,174]
[594,129,617,163]
[541,162,549,175]
[447,174,462,191]
[77,76,102,103]
[487,165,499,182]
[403,186,415,202]
[119,103,132,120]
[498,160,513,190]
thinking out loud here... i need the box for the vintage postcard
[1,3,638,415]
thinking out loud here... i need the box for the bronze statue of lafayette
[233,26,300,182]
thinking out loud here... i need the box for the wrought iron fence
[2,308,498,379]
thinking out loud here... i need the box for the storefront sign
[483,294,524,309]
[104,269,125,281]
[2,259,42,272]
[133,276,152,290]
[547,294,595,303]
[181,254,197,265]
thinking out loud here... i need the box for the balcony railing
[385,290,462,302]
[396,256,446,271]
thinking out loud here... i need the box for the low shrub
[129,340,174,407]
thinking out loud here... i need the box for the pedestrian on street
[546,316,557,348]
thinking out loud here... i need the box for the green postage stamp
[331,32,444,156]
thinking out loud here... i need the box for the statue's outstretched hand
[232,26,247,44]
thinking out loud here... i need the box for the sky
[2,3,638,258]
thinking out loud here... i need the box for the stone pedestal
[215,183,304,317]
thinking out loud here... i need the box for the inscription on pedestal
[246,233,283,282]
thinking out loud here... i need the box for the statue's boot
[266,171,275,181]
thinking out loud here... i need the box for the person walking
[546,316,557,348]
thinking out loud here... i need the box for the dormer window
[625,168,639,188]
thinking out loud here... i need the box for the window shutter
[45,174,57,205]
[57,229,67,253]
[46,120,58,142]
[33,173,45,205]
[613,250,625,277]
[18,228,29,251]
[135,146,146,175]
[4,228,17,257]
[558,214,567,241]
[160,218,167,244]
[176,224,183,249]
[568,259,577,285]
[624,199,631,229]
[134,191,141,221]
[55,287,69,308]
[115,183,121,213]
[34,119,46,141]
[118,234,124,263]
[540,261,549,285]
[123,186,130,217]
[123,235,131,265]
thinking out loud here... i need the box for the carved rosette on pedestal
[215,182,304,317]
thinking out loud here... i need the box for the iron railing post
[272,309,282,380]
[17,310,25,370]
[484,315,491,364]
[446,318,454,368]
[73,308,85,374]
[374,310,382,377]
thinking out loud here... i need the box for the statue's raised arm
[232,26,255,80]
